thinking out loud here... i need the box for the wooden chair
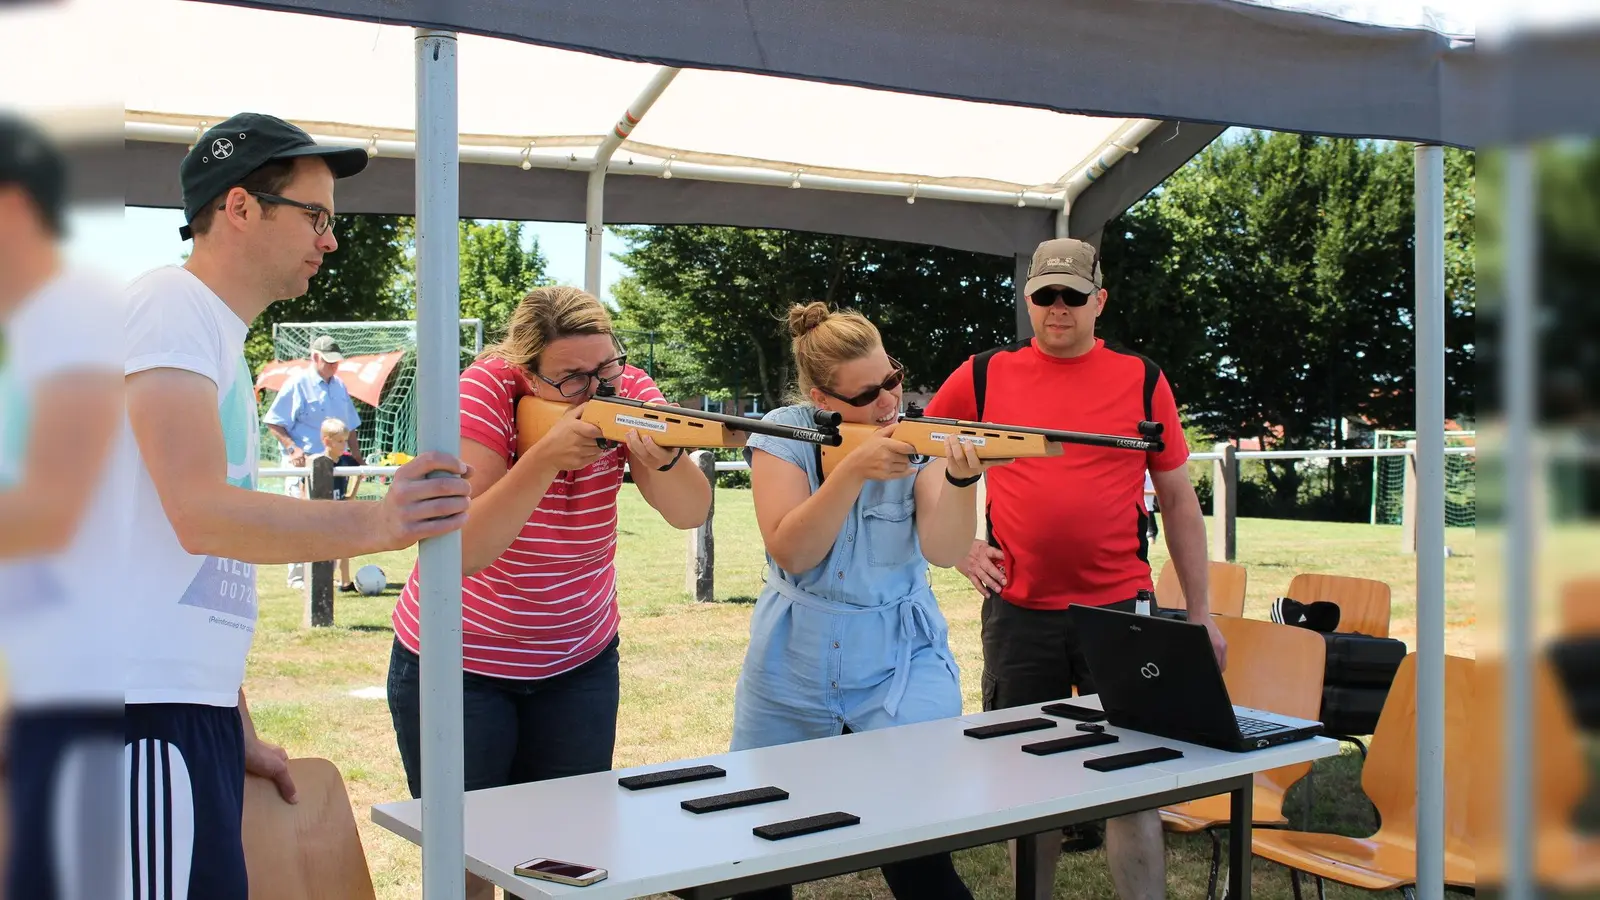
[1561,577,1600,636]
[1283,573,1392,638]
[242,757,377,900]
[1250,653,1476,899]
[1472,654,1600,892]
[1154,560,1249,617]
[1159,616,1326,900]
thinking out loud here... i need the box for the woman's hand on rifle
[839,424,918,482]
[941,434,1010,483]
[529,402,606,473]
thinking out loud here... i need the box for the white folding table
[373,697,1338,900]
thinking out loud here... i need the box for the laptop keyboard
[1235,715,1281,736]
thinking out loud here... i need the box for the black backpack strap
[1140,354,1159,422]
[971,340,1028,422]
[972,348,999,422]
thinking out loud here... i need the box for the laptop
[1067,605,1323,752]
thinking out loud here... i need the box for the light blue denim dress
[730,405,962,751]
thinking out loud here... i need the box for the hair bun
[788,301,831,338]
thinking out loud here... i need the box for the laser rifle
[515,383,843,461]
[817,403,1165,477]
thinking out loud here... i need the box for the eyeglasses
[537,353,628,398]
[818,357,906,407]
[1029,287,1094,308]
[246,191,336,235]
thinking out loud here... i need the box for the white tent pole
[1412,142,1446,900]
[585,66,680,295]
[415,28,465,900]
[1058,119,1165,206]
[1502,145,1536,900]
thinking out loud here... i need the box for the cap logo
[211,138,234,160]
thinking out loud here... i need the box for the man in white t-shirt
[0,113,128,900]
[122,112,473,900]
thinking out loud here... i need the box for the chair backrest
[1214,616,1326,796]
[1561,578,1600,636]
[1471,653,1590,864]
[1362,654,1474,860]
[1154,560,1249,617]
[242,757,377,900]
[1284,572,1392,638]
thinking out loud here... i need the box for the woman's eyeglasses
[537,354,628,398]
[1029,287,1093,308]
[818,357,906,407]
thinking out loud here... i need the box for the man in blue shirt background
[264,334,361,588]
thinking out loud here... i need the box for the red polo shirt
[924,338,1188,610]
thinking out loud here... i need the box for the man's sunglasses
[818,357,906,407]
[1029,287,1094,308]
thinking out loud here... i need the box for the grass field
[246,488,1479,899]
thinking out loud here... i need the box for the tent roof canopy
[122,1,1160,197]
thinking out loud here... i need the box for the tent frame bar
[414,27,467,900]
[585,66,681,294]
[1412,142,1446,900]
[125,121,1091,211]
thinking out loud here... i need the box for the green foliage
[1100,134,1475,519]
[611,226,1015,406]
[455,220,554,343]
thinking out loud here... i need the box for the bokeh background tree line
[252,132,1517,520]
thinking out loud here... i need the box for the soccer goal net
[1371,430,1477,527]
[265,320,484,464]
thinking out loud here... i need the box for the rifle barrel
[904,413,1163,453]
[595,395,843,446]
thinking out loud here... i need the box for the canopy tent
[21,0,1581,897]
[101,0,1225,270]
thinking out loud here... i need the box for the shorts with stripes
[5,706,125,900]
[125,703,246,900]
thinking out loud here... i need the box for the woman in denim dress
[732,302,1006,900]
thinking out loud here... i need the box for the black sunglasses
[1029,287,1094,308]
[818,357,906,407]
[244,191,337,235]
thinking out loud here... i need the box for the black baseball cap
[0,113,67,236]
[178,112,369,240]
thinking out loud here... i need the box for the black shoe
[1060,820,1104,853]
[339,582,358,593]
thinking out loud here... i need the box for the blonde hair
[320,418,349,440]
[481,286,614,373]
[787,301,881,402]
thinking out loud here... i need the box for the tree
[243,213,411,372]
[612,226,1014,407]
[1098,133,1475,517]
[455,220,553,342]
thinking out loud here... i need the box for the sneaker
[339,583,358,594]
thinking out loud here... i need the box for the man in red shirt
[924,237,1226,900]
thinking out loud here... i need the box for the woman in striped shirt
[386,286,711,899]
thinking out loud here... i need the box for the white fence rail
[256,445,1475,481]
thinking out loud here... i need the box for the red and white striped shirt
[391,356,665,680]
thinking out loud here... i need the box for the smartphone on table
[514,857,608,887]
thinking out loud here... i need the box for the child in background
[320,418,365,592]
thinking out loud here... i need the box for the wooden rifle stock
[515,386,842,461]
[817,404,1165,477]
